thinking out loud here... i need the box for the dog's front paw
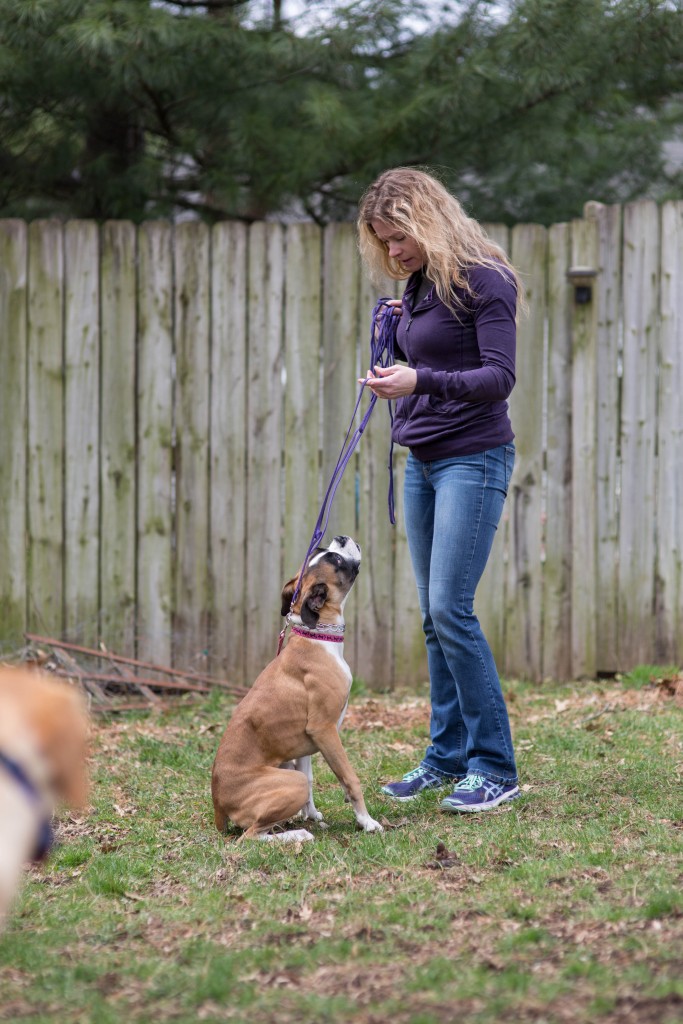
[359,816,384,833]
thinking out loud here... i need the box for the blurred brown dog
[0,666,90,928]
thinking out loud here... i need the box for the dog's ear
[280,549,326,616]
[280,576,298,617]
[301,582,328,628]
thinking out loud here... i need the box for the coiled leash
[277,299,399,654]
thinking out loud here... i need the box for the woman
[357,167,523,813]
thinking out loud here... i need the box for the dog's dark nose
[334,535,349,546]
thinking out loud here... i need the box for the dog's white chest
[320,641,352,684]
[317,643,352,729]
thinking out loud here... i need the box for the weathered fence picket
[283,224,322,577]
[657,201,683,662]
[543,220,572,681]
[506,223,546,681]
[0,220,27,641]
[100,221,137,655]
[619,202,660,669]
[245,223,285,677]
[64,221,100,647]
[1,203,681,686]
[174,222,212,670]
[210,221,248,680]
[136,221,174,667]
[27,220,64,639]
[475,222,509,668]
[570,213,600,679]
[592,201,622,674]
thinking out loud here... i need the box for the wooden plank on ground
[27,220,64,638]
[588,202,622,674]
[173,222,211,670]
[0,220,28,648]
[506,224,546,681]
[100,221,137,655]
[210,222,248,682]
[543,221,573,681]
[245,222,285,680]
[137,222,174,666]
[283,224,322,571]
[618,201,659,670]
[569,215,600,678]
[63,221,100,647]
[476,223,511,671]
[655,200,683,664]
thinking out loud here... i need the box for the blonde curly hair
[358,166,525,316]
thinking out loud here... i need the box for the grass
[0,671,681,1023]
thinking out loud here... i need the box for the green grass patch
[0,672,681,1023]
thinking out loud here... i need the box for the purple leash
[285,299,399,620]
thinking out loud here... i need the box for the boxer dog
[0,667,90,928]
[211,535,383,842]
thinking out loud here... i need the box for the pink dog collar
[290,625,345,644]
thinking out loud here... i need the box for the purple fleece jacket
[392,263,517,460]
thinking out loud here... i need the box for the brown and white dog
[211,536,383,842]
[0,667,90,928]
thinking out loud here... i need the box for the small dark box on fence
[567,266,598,305]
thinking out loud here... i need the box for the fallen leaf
[379,816,410,829]
[424,841,460,870]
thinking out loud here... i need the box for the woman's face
[370,219,424,271]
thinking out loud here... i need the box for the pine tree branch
[163,1,250,10]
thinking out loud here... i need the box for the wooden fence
[0,201,681,686]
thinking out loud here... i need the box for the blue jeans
[403,444,517,784]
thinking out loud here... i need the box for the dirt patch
[344,697,430,732]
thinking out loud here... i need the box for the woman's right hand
[378,299,402,316]
[374,299,402,339]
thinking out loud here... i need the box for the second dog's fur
[0,667,90,927]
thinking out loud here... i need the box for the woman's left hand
[359,364,417,399]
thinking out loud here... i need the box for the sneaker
[381,765,460,801]
[440,772,520,813]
